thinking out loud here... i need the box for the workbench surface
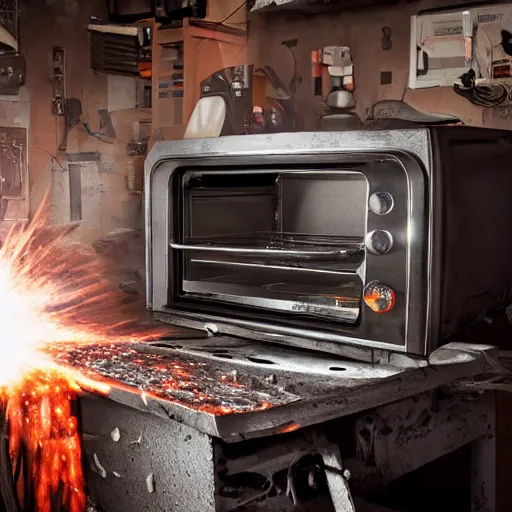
[53,336,499,442]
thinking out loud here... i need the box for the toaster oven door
[172,169,367,325]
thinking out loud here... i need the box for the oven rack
[171,232,365,262]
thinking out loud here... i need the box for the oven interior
[170,168,369,327]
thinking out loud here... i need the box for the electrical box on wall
[409,3,512,89]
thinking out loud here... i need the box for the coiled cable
[454,69,509,107]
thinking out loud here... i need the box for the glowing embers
[2,368,85,512]
[53,343,281,416]
[363,281,396,314]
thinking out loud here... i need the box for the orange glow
[363,282,396,314]
[0,194,166,511]
[2,368,90,512]
[276,422,301,434]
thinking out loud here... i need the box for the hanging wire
[217,0,247,25]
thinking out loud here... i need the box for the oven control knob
[363,281,396,313]
[366,230,393,255]
[369,191,394,215]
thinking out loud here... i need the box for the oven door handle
[170,243,363,261]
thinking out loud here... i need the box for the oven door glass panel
[175,170,368,323]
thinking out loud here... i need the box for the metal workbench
[55,336,504,512]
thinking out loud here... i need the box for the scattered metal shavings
[146,473,155,493]
[130,433,142,446]
[93,453,107,479]
[110,427,121,442]
[204,323,218,336]
[51,342,288,416]
[266,374,278,385]
[86,497,107,512]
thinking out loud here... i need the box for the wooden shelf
[157,27,184,45]
[150,17,247,145]
[251,0,409,13]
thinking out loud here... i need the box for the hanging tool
[51,47,67,151]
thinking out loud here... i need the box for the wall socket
[380,71,392,85]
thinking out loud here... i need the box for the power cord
[33,146,67,171]
[217,0,247,24]
[454,69,509,107]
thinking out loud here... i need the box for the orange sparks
[2,369,85,512]
[0,194,165,512]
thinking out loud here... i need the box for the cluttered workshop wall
[247,0,512,130]
[20,0,148,245]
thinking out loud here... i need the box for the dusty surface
[52,342,294,415]
[47,337,497,442]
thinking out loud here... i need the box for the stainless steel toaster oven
[145,128,512,363]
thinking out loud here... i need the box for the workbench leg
[471,432,496,512]
[321,448,356,512]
